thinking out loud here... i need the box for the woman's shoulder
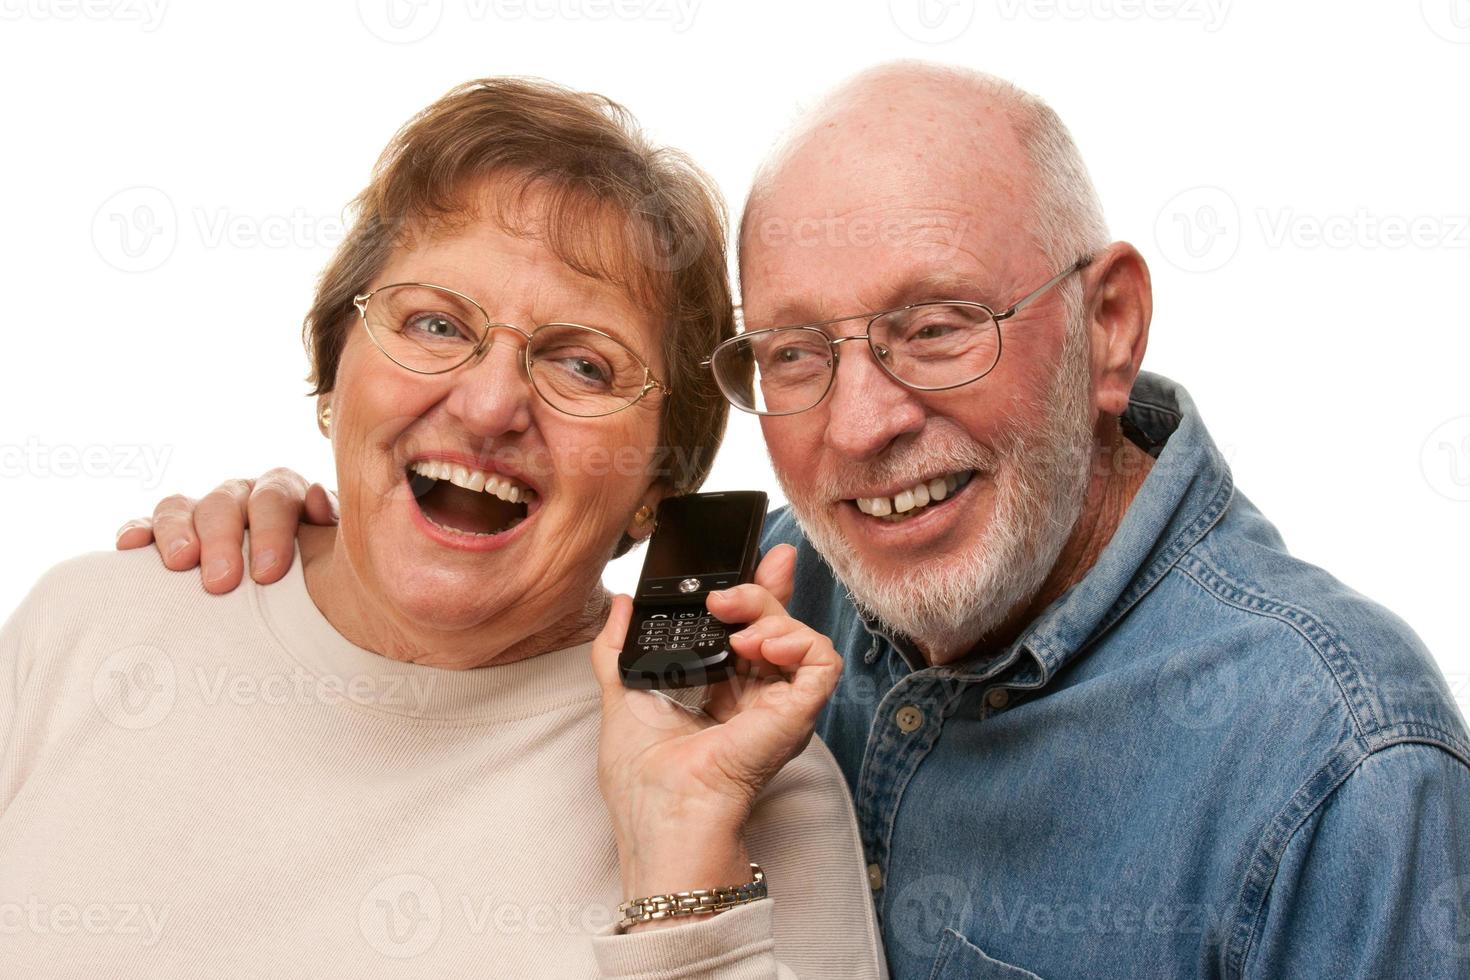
[755,732,854,815]
[22,543,210,610]
[745,733,864,861]
[3,544,247,666]
[743,733,886,974]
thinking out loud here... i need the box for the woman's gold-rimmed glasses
[353,282,671,419]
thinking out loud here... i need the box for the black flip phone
[618,491,768,690]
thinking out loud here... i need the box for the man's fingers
[115,519,154,550]
[303,483,340,526]
[244,469,312,583]
[193,479,253,594]
[752,545,796,608]
[150,494,201,570]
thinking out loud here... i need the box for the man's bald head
[739,60,1108,299]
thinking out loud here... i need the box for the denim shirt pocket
[929,927,1046,980]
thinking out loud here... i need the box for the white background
[1,0,1466,705]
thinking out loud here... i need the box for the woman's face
[325,189,667,637]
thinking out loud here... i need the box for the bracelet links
[616,862,766,933]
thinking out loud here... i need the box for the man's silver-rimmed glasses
[706,256,1092,416]
[353,282,671,418]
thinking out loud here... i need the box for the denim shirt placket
[853,623,1039,917]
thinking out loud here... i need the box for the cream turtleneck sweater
[0,542,885,978]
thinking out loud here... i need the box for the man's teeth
[855,470,973,519]
[407,459,537,505]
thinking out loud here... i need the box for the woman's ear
[316,395,333,438]
[626,485,668,541]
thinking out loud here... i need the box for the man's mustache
[804,431,1007,502]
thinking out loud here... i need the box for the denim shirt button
[986,688,1010,710]
[866,862,884,891]
[895,704,924,733]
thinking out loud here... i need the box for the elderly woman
[0,78,882,977]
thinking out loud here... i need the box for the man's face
[739,111,1098,653]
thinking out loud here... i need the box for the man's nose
[821,337,926,460]
[444,331,536,437]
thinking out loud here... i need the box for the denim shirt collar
[860,371,1236,686]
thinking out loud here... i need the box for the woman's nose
[443,332,536,438]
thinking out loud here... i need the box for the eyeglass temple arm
[996,255,1094,321]
[701,303,745,368]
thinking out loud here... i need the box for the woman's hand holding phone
[589,543,844,929]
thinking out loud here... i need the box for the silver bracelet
[616,863,767,933]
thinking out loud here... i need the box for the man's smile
[848,469,976,521]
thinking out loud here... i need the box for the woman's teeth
[407,459,536,505]
[421,511,524,538]
[855,470,973,520]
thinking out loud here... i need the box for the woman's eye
[569,358,606,381]
[550,355,612,387]
[405,313,468,340]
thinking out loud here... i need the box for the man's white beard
[776,320,1096,659]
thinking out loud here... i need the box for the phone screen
[640,494,758,580]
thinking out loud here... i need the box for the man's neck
[920,421,1155,666]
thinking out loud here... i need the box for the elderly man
[118,63,1470,978]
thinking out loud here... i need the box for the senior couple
[5,62,1468,979]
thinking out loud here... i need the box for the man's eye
[910,321,960,341]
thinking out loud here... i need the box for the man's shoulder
[759,504,804,550]
[1169,490,1470,760]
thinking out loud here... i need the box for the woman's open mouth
[405,458,539,540]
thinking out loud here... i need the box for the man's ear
[1083,242,1152,417]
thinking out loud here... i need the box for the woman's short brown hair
[305,76,737,501]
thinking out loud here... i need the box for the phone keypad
[636,613,730,654]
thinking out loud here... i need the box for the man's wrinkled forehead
[738,92,1034,322]
[739,168,1032,326]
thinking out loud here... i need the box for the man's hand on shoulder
[114,468,337,594]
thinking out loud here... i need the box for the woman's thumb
[589,593,633,694]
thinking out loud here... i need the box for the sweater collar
[248,538,602,723]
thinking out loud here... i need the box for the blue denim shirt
[762,372,1470,980]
